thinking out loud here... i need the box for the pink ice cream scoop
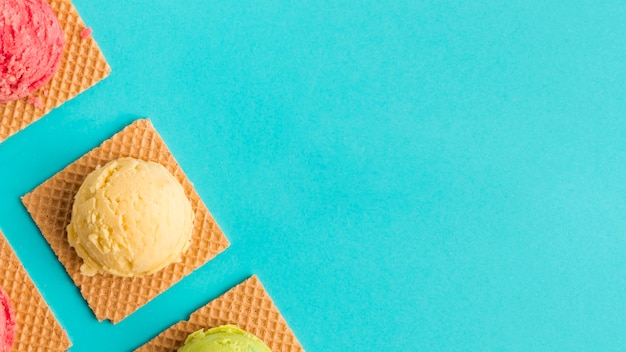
[0,0,66,103]
[0,286,15,352]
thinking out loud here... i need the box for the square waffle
[136,276,304,352]
[0,0,111,143]
[22,119,230,323]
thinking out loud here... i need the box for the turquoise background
[1,0,626,350]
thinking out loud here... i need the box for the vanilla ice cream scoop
[67,157,194,277]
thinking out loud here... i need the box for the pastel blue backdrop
[1,0,626,350]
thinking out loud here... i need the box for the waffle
[22,119,230,323]
[136,276,304,352]
[0,230,71,351]
[0,0,111,143]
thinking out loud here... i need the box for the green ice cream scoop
[178,325,272,352]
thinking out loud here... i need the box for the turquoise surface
[1,0,626,350]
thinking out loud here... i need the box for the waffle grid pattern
[136,276,304,352]
[22,119,230,323]
[0,0,111,143]
[0,231,72,351]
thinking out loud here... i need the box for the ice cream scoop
[178,325,272,352]
[67,157,194,277]
[0,0,66,103]
[0,285,16,352]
